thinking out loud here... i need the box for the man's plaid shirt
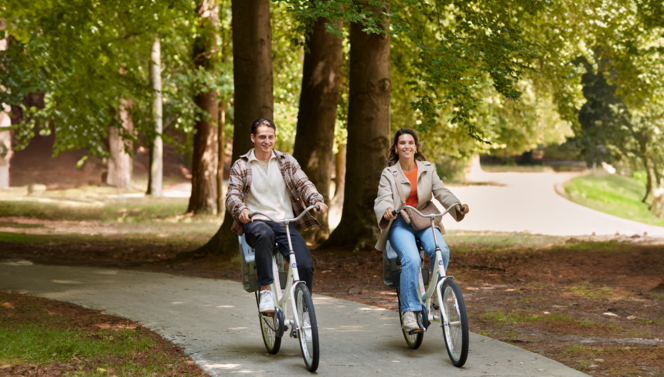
[226,149,324,235]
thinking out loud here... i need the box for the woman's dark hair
[387,128,427,166]
[251,118,276,135]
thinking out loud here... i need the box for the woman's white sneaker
[401,311,419,332]
[259,290,275,313]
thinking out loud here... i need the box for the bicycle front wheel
[259,307,283,354]
[295,284,319,372]
[439,279,469,367]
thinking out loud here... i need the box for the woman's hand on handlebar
[383,207,397,221]
[314,201,328,214]
[239,208,253,224]
[456,204,470,215]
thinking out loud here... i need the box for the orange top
[403,166,418,207]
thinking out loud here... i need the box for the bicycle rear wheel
[295,284,319,372]
[439,279,469,367]
[259,307,283,354]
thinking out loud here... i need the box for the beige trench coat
[374,160,465,251]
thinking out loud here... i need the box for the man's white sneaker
[259,290,275,313]
[401,311,419,332]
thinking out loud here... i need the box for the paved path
[1,263,587,377]
[438,171,664,237]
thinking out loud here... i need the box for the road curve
[440,171,664,237]
[1,263,587,377]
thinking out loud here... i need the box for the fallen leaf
[594,359,604,363]
[0,365,11,370]
[603,312,620,318]
[626,315,636,320]
[1,303,14,309]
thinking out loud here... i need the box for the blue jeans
[388,215,450,313]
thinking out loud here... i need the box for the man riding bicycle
[226,118,328,313]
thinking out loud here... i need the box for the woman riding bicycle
[374,128,470,332]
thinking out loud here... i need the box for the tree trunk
[641,156,652,203]
[190,0,273,257]
[149,37,163,197]
[292,15,343,243]
[217,11,230,216]
[650,185,664,217]
[0,105,12,188]
[333,142,346,201]
[653,159,662,187]
[107,99,134,190]
[322,2,391,249]
[187,1,219,215]
[329,142,346,230]
[217,99,226,215]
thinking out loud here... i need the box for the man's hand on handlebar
[239,208,253,224]
[383,207,397,221]
[456,204,470,215]
[314,201,328,214]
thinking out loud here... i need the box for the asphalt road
[1,263,588,377]
[439,171,664,237]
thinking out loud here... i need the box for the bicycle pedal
[261,310,275,314]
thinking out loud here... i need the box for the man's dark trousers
[245,220,314,293]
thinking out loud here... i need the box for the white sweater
[244,150,294,221]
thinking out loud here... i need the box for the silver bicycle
[238,205,320,372]
[384,204,469,367]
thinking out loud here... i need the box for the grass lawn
[0,290,205,376]
[564,174,664,227]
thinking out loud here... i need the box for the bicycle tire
[259,307,282,354]
[295,284,319,372]
[396,288,424,349]
[439,279,469,367]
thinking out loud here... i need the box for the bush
[435,157,468,184]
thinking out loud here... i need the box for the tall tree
[322,1,390,249]
[148,37,163,197]
[292,14,343,242]
[187,1,220,214]
[196,0,273,255]
[107,99,134,189]
[0,105,11,188]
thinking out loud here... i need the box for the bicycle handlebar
[249,204,320,223]
[391,203,465,218]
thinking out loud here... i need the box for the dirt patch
[1,231,663,376]
[0,290,205,376]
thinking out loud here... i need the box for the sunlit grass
[566,283,615,299]
[445,230,567,252]
[0,325,154,365]
[565,174,664,227]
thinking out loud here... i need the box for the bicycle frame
[252,205,319,336]
[392,204,463,329]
